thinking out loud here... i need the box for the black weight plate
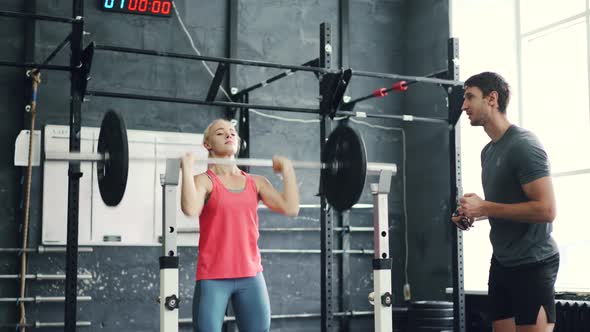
[323,125,367,212]
[97,110,128,206]
[411,301,454,309]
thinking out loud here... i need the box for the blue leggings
[192,272,270,332]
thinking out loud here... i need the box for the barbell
[45,110,397,211]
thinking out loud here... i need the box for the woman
[181,119,299,332]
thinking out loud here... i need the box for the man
[452,72,559,332]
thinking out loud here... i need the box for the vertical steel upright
[64,0,84,331]
[338,209,351,332]
[227,0,250,174]
[337,3,351,331]
[319,22,334,332]
[371,173,394,332]
[447,37,466,332]
[159,159,180,332]
[236,93,250,173]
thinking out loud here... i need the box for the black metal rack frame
[0,3,465,331]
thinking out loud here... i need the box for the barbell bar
[44,153,396,174]
[44,110,397,211]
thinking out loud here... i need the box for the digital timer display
[100,0,173,17]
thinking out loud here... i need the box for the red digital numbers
[138,0,148,12]
[151,0,161,13]
[150,0,171,14]
[126,0,171,15]
[161,1,171,14]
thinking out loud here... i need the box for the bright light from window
[519,0,585,34]
[453,0,590,293]
[521,18,590,174]
[552,174,590,292]
[451,0,518,292]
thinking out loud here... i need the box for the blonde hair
[202,119,240,156]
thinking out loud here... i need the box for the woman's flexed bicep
[181,172,210,217]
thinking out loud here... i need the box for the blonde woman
[181,119,299,332]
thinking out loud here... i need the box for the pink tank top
[196,169,262,280]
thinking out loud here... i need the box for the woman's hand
[181,152,197,170]
[272,156,293,174]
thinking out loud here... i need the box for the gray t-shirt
[481,125,558,267]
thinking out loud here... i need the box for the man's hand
[451,208,474,231]
[459,193,486,218]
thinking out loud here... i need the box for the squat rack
[0,2,466,332]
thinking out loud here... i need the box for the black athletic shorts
[488,253,559,325]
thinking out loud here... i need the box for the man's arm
[460,176,556,224]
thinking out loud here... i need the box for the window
[521,18,590,174]
[519,0,585,34]
[451,0,519,292]
[519,0,590,293]
[452,0,590,293]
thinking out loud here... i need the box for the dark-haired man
[452,72,559,332]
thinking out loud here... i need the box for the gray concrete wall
[0,0,27,327]
[403,0,454,302]
[0,0,453,331]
